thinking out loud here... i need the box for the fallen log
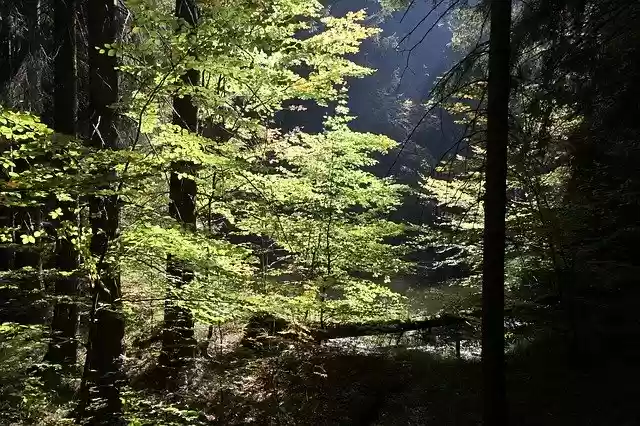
[309,313,477,341]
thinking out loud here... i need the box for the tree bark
[0,200,13,272]
[12,206,44,324]
[0,0,46,110]
[78,0,125,423]
[482,1,512,425]
[158,0,200,386]
[0,1,32,92]
[0,1,45,326]
[0,158,15,320]
[45,0,80,367]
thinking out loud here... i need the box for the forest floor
[122,327,640,426]
[4,293,639,425]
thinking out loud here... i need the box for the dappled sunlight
[2,0,640,424]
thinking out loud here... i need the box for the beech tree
[158,0,201,385]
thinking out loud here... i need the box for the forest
[1,0,639,424]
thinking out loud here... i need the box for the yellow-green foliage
[1,1,411,328]
[111,1,411,324]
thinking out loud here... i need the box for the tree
[0,1,47,329]
[78,0,125,422]
[482,0,511,425]
[157,0,201,385]
[0,0,40,103]
[509,0,640,358]
[2,1,416,420]
[45,0,80,368]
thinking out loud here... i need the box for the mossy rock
[240,312,312,350]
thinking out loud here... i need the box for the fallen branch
[309,313,477,341]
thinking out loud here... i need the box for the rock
[240,312,312,350]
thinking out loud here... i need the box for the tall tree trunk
[0,0,44,108]
[0,1,45,326]
[1,0,46,326]
[0,2,28,94]
[158,0,200,386]
[44,0,80,367]
[78,0,124,423]
[24,0,43,112]
[0,162,42,326]
[12,205,44,324]
[0,157,16,320]
[482,1,512,425]
[0,205,13,272]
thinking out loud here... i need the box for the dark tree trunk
[0,0,45,109]
[0,207,13,271]
[44,0,80,367]
[78,0,125,423]
[12,205,44,324]
[0,1,30,93]
[24,0,43,112]
[0,160,16,320]
[482,1,512,425]
[0,1,45,325]
[158,0,200,386]
[0,190,43,325]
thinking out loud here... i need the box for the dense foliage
[2,0,639,424]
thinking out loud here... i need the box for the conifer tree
[482,1,511,424]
